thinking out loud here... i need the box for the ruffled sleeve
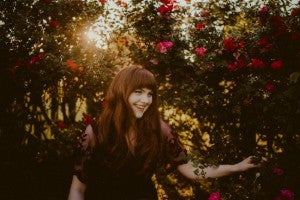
[73,124,97,183]
[160,120,187,170]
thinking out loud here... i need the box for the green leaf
[289,72,300,84]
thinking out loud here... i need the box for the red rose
[273,167,284,176]
[29,55,45,66]
[238,41,245,48]
[289,32,299,41]
[257,38,272,49]
[83,113,93,125]
[160,0,172,5]
[227,63,237,71]
[235,58,247,68]
[257,38,268,46]
[259,6,268,15]
[49,20,60,28]
[57,121,66,130]
[223,37,237,51]
[195,23,206,30]
[271,60,283,70]
[270,15,283,27]
[265,82,276,92]
[291,8,300,17]
[66,59,78,72]
[158,4,173,15]
[251,58,265,68]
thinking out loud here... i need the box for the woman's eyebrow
[141,88,152,92]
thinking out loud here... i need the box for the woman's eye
[147,92,153,97]
[134,90,142,94]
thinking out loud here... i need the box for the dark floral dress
[73,120,186,200]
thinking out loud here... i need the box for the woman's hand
[234,156,267,172]
[178,156,267,181]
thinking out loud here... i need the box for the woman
[68,66,265,200]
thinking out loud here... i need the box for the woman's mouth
[136,105,145,112]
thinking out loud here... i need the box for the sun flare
[86,29,99,41]
[84,27,108,49]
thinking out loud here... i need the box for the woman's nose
[141,94,151,103]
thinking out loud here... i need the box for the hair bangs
[130,69,157,92]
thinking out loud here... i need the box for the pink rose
[150,58,159,65]
[200,10,209,17]
[275,189,295,200]
[157,41,173,53]
[195,47,207,57]
[163,41,173,48]
[208,191,221,200]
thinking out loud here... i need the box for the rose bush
[126,0,299,199]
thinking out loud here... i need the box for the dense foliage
[0,0,299,199]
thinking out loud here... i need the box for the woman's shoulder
[159,119,173,139]
[81,124,97,150]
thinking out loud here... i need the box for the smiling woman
[68,66,266,200]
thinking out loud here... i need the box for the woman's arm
[68,175,87,200]
[177,156,264,180]
[68,124,96,200]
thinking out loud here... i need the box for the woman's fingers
[250,156,267,167]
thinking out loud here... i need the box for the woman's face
[128,88,153,118]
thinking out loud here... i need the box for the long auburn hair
[96,66,163,176]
